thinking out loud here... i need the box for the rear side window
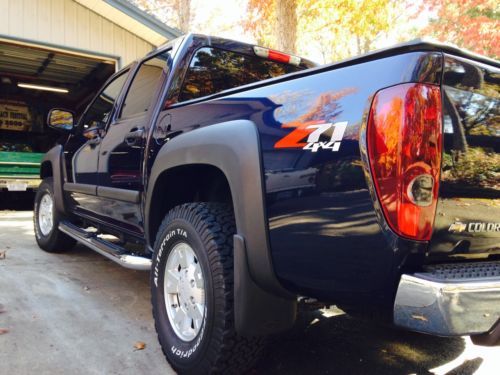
[178,47,301,102]
[120,50,170,118]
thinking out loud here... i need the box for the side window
[119,50,170,118]
[178,47,301,102]
[81,71,128,130]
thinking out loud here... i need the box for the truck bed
[164,42,499,305]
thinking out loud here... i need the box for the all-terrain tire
[33,177,76,252]
[151,203,265,374]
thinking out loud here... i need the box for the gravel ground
[0,201,498,374]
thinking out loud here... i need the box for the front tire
[151,203,264,374]
[33,177,76,252]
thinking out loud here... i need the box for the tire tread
[152,202,265,374]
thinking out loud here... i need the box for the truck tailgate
[429,54,500,261]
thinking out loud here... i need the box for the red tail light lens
[367,83,442,241]
[253,46,301,66]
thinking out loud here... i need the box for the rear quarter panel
[165,51,443,303]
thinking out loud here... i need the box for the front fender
[40,145,65,214]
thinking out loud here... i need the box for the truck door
[94,50,171,234]
[64,71,129,216]
[71,71,129,185]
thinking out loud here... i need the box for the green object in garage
[0,152,43,191]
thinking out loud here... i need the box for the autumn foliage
[131,0,498,61]
[246,0,409,59]
[423,0,499,58]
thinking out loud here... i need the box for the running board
[59,221,152,271]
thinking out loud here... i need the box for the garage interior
[0,40,116,153]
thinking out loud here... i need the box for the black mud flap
[234,234,296,336]
[471,320,500,346]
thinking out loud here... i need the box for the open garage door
[0,40,116,193]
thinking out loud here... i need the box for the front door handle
[124,127,144,146]
[87,137,101,146]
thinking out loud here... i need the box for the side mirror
[47,109,74,131]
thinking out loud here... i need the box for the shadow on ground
[0,197,482,375]
[253,310,472,375]
[0,192,35,210]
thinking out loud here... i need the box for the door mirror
[47,109,74,131]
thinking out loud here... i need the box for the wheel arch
[40,145,65,214]
[147,163,234,247]
[145,121,266,264]
[145,120,297,335]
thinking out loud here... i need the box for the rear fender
[145,120,296,335]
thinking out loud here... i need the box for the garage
[0,41,116,194]
[0,0,180,195]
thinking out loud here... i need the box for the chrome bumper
[394,262,500,336]
[0,178,41,190]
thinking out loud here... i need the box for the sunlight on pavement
[0,211,34,235]
[430,337,500,375]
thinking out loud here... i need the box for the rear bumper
[0,177,41,190]
[394,262,500,336]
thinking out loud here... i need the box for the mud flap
[471,320,500,346]
[234,234,296,336]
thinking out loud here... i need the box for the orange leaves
[246,0,409,60]
[134,341,146,351]
[422,0,499,58]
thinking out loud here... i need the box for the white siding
[0,0,156,67]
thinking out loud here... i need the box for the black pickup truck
[34,34,499,373]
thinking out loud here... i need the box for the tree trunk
[175,0,191,33]
[275,0,297,53]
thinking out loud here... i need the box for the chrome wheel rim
[38,193,54,236]
[164,242,206,342]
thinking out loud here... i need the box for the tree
[276,0,298,52]
[246,0,415,62]
[247,0,299,53]
[298,0,414,60]
[130,0,191,33]
[422,0,499,58]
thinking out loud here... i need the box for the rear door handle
[124,127,144,146]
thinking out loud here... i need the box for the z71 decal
[274,120,348,152]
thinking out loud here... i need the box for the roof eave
[103,0,182,40]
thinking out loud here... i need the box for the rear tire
[33,177,76,253]
[151,203,265,374]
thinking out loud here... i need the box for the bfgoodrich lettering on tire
[151,203,264,374]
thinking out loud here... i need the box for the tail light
[367,83,442,241]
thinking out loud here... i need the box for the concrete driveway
[0,208,499,375]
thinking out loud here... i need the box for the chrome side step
[59,221,152,271]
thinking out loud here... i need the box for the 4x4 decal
[274,120,348,152]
